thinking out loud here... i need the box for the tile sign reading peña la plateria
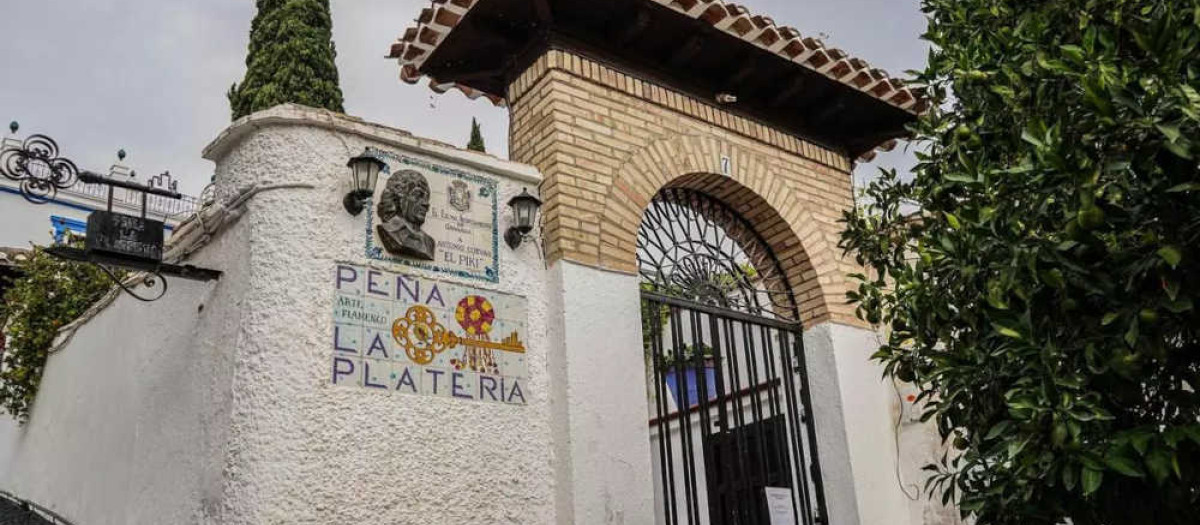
[365,150,500,283]
[332,263,529,405]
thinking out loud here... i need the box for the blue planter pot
[665,361,718,408]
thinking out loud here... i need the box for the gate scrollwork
[636,187,799,322]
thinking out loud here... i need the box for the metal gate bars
[644,292,828,525]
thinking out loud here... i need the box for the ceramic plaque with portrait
[365,151,500,282]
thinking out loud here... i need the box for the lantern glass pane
[350,162,365,191]
[517,202,535,227]
[365,163,380,192]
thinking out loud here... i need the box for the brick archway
[596,134,848,325]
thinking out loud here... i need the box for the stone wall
[0,106,560,525]
[200,106,557,525]
[0,276,237,525]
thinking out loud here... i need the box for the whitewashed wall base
[547,261,657,525]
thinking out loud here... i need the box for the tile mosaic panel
[332,263,528,405]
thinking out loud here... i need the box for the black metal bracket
[343,190,372,216]
[44,246,221,303]
[504,227,528,250]
[78,170,182,218]
[44,247,220,281]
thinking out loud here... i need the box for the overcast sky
[0,0,926,195]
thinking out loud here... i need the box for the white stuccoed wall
[803,323,912,525]
[803,323,964,525]
[546,261,657,524]
[0,220,248,524]
[200,106,557,524]
[0,105,558,524]
[0,194,83,248]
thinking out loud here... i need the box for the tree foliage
[228,0,345,120]
[0,248,113,421]
[841,1,1200,523]
[467,118,487,153]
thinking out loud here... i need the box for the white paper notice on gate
[764,487,797,525]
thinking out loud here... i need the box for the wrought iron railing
[1,128,199,220]
[56,177,199,219]
[0,176,200,220]
[0,490,73,525]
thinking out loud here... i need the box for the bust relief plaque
[365,152,500,282]
[376,169,437,261]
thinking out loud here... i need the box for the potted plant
[660,343,718,409]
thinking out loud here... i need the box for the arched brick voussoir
[598,133,853,326]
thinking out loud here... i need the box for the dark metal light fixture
[343,150,387,216]
[505,188,542,249]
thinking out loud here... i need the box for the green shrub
[0,248,113,421]
[841,1,1200,523]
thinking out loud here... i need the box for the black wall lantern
[343,149,387,216]
[505,188,542,249]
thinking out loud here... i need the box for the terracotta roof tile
[388,0,506,106]
[387,0,927,147]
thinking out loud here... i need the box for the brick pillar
[509,48,920,525]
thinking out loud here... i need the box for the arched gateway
[638,186,829,524]
[388,1,932,524]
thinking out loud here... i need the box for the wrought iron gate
[639,189,828,525]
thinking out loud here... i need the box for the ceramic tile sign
[331,263,528,405]
[365,151,500,283]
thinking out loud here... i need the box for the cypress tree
[467,118,486,153]
[228,0,345,120]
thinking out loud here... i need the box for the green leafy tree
[0,248,113,421]
[841,2,1200,524]
[228,0,345,120]
[467,118,487,153]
